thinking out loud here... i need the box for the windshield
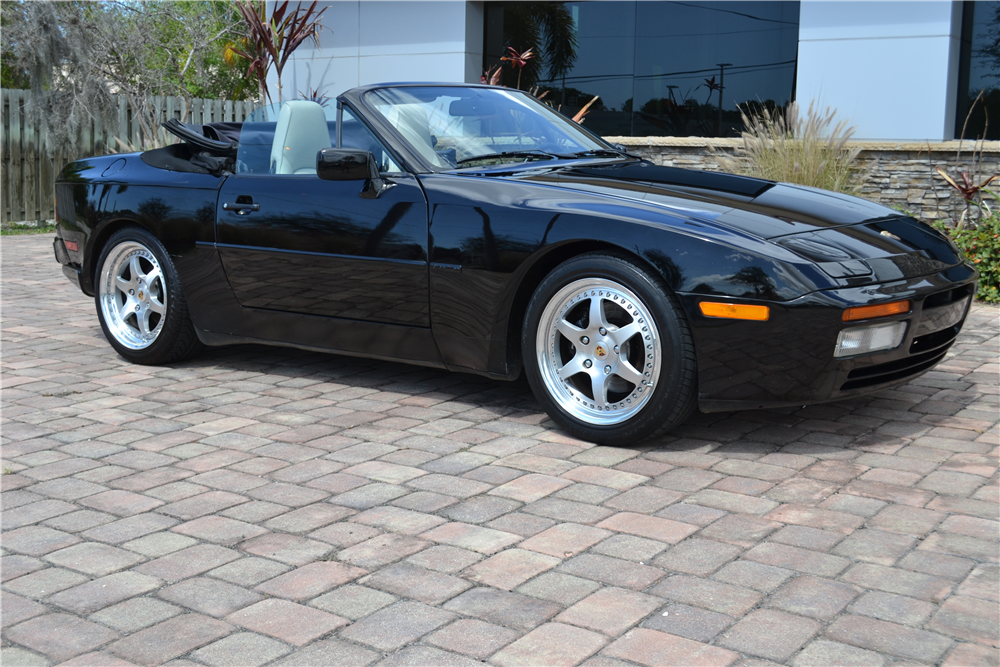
[363,86,614,171]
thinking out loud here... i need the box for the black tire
[522,252,697,446]
[94,227,204,365]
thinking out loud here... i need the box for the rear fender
[56,155,222,296]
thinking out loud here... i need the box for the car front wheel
[95,227,203,365]
[523,253,697,446]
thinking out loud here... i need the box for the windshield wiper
[456,150,560,165]
[569,149,628,158]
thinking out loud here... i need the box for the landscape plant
[0,222,57,236]
[936,167,998,228]
[2,1,251,153]
[229,0,328,104]
[483,52,598,125]
[501,47,535,90]
[935,91,997,229]
[930,90,1000,302]
[713,100,864,195]
[495,2,577,91]
[934,208,1000,303]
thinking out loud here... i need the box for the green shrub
[1,222,56,236]
[713,100,864,195]
[934,213,1000,303]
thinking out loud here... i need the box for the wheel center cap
[594,343,609,359]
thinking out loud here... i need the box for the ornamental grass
[715,101,864,195]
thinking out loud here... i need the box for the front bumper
[683,262,978,412]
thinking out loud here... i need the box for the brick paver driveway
[2,233,998,667]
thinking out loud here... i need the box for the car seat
[270,101,332,175]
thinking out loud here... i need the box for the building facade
[271,0,999,142]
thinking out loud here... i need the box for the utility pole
[716,63,731,136]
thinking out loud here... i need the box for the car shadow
[159,341,911,457]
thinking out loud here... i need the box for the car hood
[516,161,964,280]
[518,161,896,236]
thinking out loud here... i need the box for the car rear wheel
[523,253,697,445]
[95,227,203,365]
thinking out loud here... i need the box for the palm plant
[229,0,328,103]
[700,76,720,105]
[500,2,577,90]
[571,95,600,124]
[935,168,998,227]
[481,66,503,86]
[937,90,998,228]
[501,47,535,90]
[298,87,333,107]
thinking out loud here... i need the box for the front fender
[420,173,832,377]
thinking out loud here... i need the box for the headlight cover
[835,322,907,358]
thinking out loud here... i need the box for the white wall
[796,1,963,141]
[267,1,483,102]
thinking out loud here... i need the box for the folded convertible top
[142,119,244,176]
[162,118,239,155]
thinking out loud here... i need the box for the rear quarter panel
[56,155,222,298]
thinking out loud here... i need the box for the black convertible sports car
[53,83,977,445]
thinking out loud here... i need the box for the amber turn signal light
[842,300,910,322]
[699,302,770,321]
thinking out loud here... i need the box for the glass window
[364,86,610,170]
[957,1,1000,140]
[483,1,800,138]
[234,122,277,174]
[340,107,402,173]
[632,2,799,138]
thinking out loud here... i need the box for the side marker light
[699,302,770,321]
[842,300,910,322]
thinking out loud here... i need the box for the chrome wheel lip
[98,241,166,351]
[536,277,662,426]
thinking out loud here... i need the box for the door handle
[223,202,260,214]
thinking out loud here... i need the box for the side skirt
[195,307,447,369]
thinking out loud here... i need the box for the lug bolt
[129,289,134,295]
[604,365,612,374]
[583,359,593,369]
[134,305,140,312]
[613,345,620,354]
[581,336,589,345]
[599,327,607,335]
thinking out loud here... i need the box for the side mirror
[317,148,372,181]
[316,148,395,199]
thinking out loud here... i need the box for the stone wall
[609,136,1000,224]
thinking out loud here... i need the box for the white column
[795,1,963,141]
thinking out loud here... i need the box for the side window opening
[235,100,337,175]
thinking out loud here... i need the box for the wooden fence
[1,90,256,224]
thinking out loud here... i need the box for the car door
[216,108,429,327]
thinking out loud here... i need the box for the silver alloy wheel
[535,278,662,426]
[98,241,167,350]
